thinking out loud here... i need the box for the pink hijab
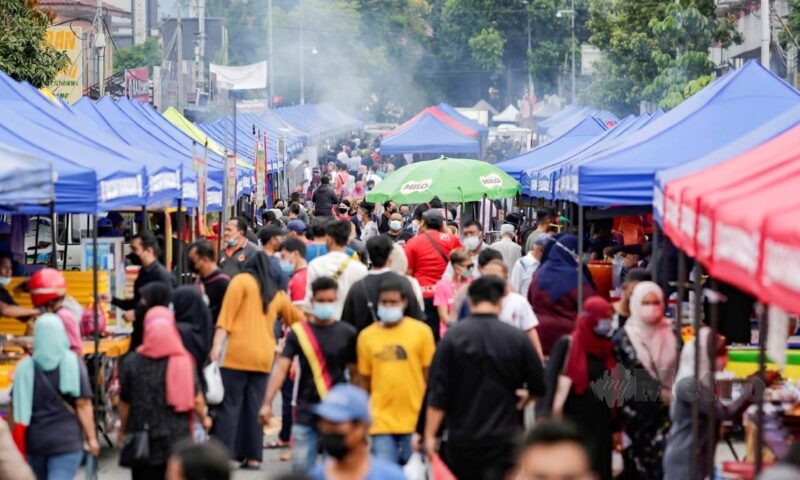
[56,308,83,355]
[137,306,196,412]
[353,181,365,199]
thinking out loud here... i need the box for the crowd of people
[0,160,793,480]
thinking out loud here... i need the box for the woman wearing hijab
[11,314,99,479]
[612,281,676,480]
[210,252,305,470]
[663,327,754,480]
[527,234,596,355]
[130,282,173,351]
[172,286,214,388]
[119,306,210,480]
[541,297,617,480]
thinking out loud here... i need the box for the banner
[226,154,237,208]
[193,142,207,233]
[255,133,266,206]
[124,68,149,102]
[44,26,83,103]
[277,136,286,165]
[209,61,267,90]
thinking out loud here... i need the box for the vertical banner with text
[44,26,83,103]
[226,154,237,209]
[193,142,208,234]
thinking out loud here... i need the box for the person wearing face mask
[355,279,435,465]
[258,225,290,291]
[386,213,411,244]
[259,277,357,472]
[612,268,651,329]
[218,217,259,278]
[461,221,488,269]
[612,281,677,480]
[309,384,405,480]
[358,201,379,243]
[540,297,617,480]
[664,326,755,480]
[490,224,522,272]
[434,248,472,338]
[0,253,39,323]
[108,231,176,326]
[378,201,395,234]
[510,233,549,298]
[280,238,309,303]
[187,240,230,323]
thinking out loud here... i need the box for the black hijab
[243,251,279,312]
[172,286,214,373]
[131,281,173,350]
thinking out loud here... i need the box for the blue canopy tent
[570,60,800,206]
[536,105,580,134]
[437,103,489,141]
[242,112,306,152]
[544,108,618,140]
[71,97,195,208]
[196,120,256,164]
[497,114,607,183]
[0,104,144,213]
[0,143,54,208]
[523,114,637,198]
[653,102,800,222]
[379,113,480,156]
[552,112,665,202]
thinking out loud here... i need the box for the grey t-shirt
[25,362,93,456]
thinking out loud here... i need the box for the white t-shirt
[499,292,538,331]
[305,250,368,318]
[490,237,522,273]
[510,253,540,296]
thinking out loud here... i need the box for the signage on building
[124,68,150,102]
[44,26,83,103]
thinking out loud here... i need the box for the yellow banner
[44,26,84,103]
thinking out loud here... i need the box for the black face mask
[338,207,349,214]
[320,432,350,460]
[127,252,142,266]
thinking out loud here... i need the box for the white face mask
[0,277,10,287]
[463,236,481,251]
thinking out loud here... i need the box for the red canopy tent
[760,209,800,313]
[663,123,800,258]
[383,107,479,139]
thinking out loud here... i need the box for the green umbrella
[365,157,520,204]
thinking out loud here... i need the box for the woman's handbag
[203,362,224,405]
[119,425,150,468]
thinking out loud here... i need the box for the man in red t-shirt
[280,237,308,303]
[404,210,462,341]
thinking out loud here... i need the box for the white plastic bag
[403,452,428,480]
[203,362,224,405]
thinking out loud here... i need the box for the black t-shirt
[312,185,338,217]
[427,314,545,446]
[200,270,230,322]
[340,272,424,334]
[387,231,413,244]
[0,285,15,306]
[281,321,357,426]
[112,260,177,311]
[25,362,93,456]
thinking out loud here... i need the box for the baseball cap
[258,224,288,245]
[312,384,370,423]
[287,220,307,234]
[97,218,112,228]
[422,209,444,223]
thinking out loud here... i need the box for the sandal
[265,440,289,449]
[279,450,292,462]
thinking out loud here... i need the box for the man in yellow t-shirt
[356,277,435,466]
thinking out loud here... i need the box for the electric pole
[761,0,771,69]
[177,0,184,113]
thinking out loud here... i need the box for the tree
[0,0,69,88]
[114,38,162,74]
[469,27,505,78]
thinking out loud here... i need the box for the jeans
[371,434,413,465]
[291,423,319,472]
[28,450,84,480]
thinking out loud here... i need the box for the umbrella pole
[577,205,584,312]
[50,202,57,268]
[755,304,768,474]
[690,263,703,480]
[62,214,70,271]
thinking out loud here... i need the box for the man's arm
[423,406,445,458]
[259,356,292,425]
[0,303,38,320]
[527,328,544,360]
[76,398,100,456]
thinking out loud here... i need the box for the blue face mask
[593,319,613,337]
[226,237,238,248]
[279,259,295,276]
[389,220,402,231]
[377,305,404,324]
[313,302,336,321]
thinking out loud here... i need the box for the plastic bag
[80,301,106,337]
[203,362,224,405]
[403,452,427,480]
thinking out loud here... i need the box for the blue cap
[312,384,370,423]
[97,218,112,228]
[287,219,307,233]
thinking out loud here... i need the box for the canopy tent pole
[49,203,57,268]
[677,251,687,355]
[91,214,100,446]
[33,214,40,265]
[577,205,584,312]
[176,200,184,285]
[706,278,720,478]
[140,207,148,231]
[661,232,669,297]
[652,222,659,283]
[62,214,70,271]
[755,304,768,474]
[690,263,703,480]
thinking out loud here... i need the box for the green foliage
[114,38,162,74]
[0,0,69,88]
[585,0,740,115]
[469,28,505,78]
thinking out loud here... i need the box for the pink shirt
[433,277,468,315]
